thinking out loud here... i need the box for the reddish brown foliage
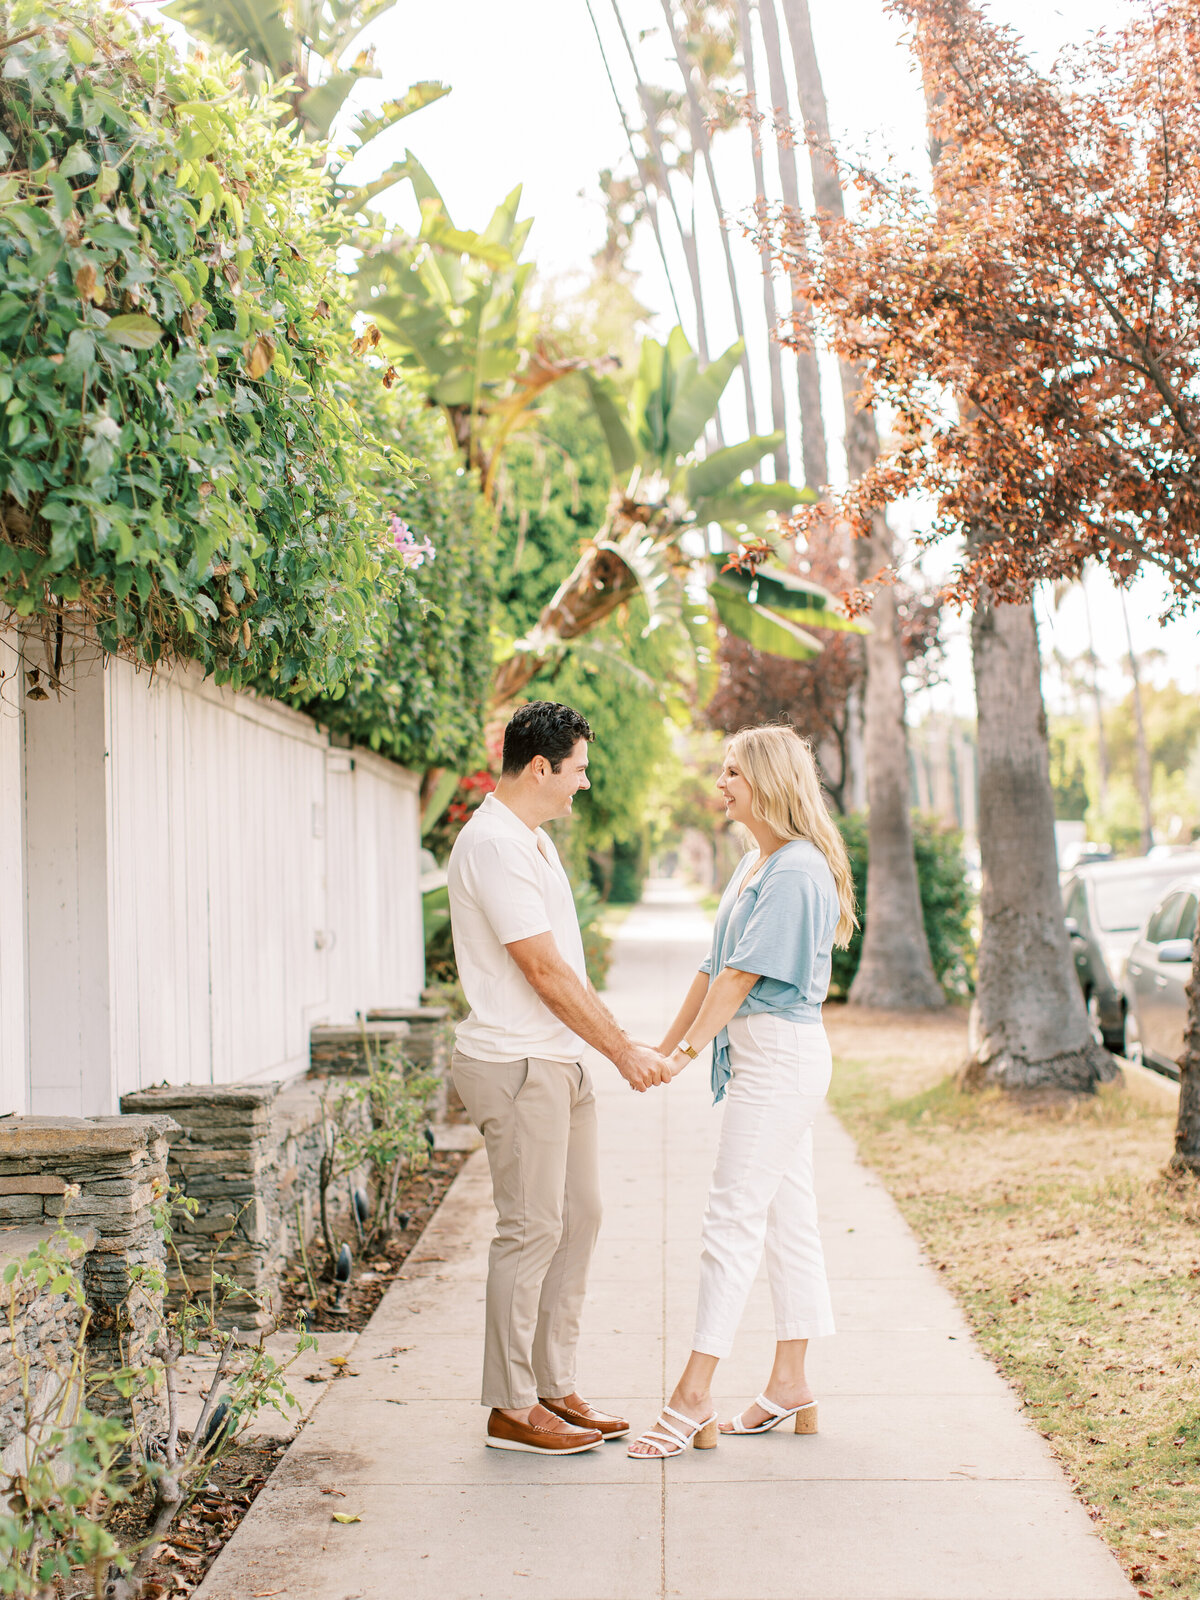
[776,0,1200,617]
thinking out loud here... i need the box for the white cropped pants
[692,1012,836,1358]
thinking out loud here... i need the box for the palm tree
[657,0,759,440]
[777,0,943,1009]
[751,0,828,490]
[734,0,788,483]
[605,0,715,367]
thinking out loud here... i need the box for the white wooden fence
[0,626,424,1119]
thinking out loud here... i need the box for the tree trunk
[1119,588,1153,853]
[777,0,941,1006]
[1080,578,1109,811]
[736,0,789,482]
[1170,912,1200,1172]
[847,541,944,1008]
[659,0,758,438]
[755,0,828,490]
[964,594,1118,1092]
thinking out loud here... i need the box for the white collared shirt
[447,792,587,1063]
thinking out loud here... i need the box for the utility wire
[583,0,687,328]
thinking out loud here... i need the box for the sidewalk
[196,881,1134,1600]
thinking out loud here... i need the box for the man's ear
[529,754,549,781]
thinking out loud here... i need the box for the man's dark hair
[502,701,593,776]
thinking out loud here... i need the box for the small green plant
[336,1035,438,1254]
[0,1189,313,1598]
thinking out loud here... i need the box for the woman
[628,725,857,1458]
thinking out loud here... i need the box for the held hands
[615,1040,675,1093]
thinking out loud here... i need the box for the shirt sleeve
[699,954,713,975]
[723,868,823,990]
[462,837,553,946]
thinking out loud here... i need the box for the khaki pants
[451,1050,601,1409]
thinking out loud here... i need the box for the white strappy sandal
[723,1393,818,1435]
[627,1404,719,1458]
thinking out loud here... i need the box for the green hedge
[0,2,490,769]
[0,3,414,695]
[832,813,974,998]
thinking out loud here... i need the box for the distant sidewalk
[197,879,1134,1600]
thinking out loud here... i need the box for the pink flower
[388,514,436,570]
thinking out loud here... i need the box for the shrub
[0,2,415,699]
[831,813,974,998]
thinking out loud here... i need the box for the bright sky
[287,1,1200,715]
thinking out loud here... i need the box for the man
[447,701,672,1455]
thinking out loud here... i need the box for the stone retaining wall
[0,1223,96,1464]
[0,1116,174,1438]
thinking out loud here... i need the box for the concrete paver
[196,881,1134,1600]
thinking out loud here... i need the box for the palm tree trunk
[607,0,714,364]
[658,0,759,439]
[1080,578,1110,810]
[1119,588,1154,853]
[1170,919,1200,1172]
[964,593,1117,1091]
[755,0,828,490]
[585,0,687,330]
[735,0,788,482]
[778,0,940,1006]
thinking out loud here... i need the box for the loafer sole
[599,1426,630,1440]
[485,1434,603,1455]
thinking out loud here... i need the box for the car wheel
[1124,1008,1144,1068]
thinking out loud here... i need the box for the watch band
[676,1039,698,1059]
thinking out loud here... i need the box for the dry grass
[826,1005,1200,1600]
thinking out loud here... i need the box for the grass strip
[828,1018,1200,1600]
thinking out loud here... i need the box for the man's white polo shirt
[447,792,587,1063]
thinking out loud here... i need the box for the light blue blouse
[700,840,839,1102]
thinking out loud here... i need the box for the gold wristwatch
[676,1039,698,1059]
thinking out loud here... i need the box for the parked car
[1061,854,1200,1052]
[1123,875,1199,1079]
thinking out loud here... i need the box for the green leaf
[665,338,743,460]
[104,314,164,350]
[682,434,786,501]
[710,576,824,662]
[59,144,96,180]
[349,82,451,153]
[67,28,95,65]
[693,481,805,537]
[583,371,636,478]
[714,563,869,632]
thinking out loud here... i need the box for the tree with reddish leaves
[780,0,1200,1113]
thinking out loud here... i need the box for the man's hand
[615,1041,674,1092]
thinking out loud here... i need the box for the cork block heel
[693,1420,719,1450]
[794,1403,818,1435]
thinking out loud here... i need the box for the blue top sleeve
[723,865,824,991]
[699,954,712,975]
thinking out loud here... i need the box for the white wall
[0,632,27,1117]
[3,628,425,1117]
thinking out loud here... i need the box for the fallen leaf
[331,1512,362,1524]
[319,1487,346,1497]
[327,1355,350,1367]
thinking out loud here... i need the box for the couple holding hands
[446,703,856,1459]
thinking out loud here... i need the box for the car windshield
[1094,876,1188,932]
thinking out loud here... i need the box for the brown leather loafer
[538,1395,630,1440]
[485,1407,603,1455]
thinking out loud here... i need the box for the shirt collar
[478,791,540,839]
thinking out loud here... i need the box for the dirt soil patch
[826,1006,1200,1600]
[98,1437,287,1600]
[279,1149,466,1333]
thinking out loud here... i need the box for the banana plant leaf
[679,433,786,500]
[710,580,825,662]
[300,68,375,138]
[693,481,808,537]
[665,339,743,459]
[162,0,294,74]
[349,82,450,154]
[712,565,869,634]
[583,371,637,477]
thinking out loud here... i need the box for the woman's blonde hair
[727,724,859,948]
